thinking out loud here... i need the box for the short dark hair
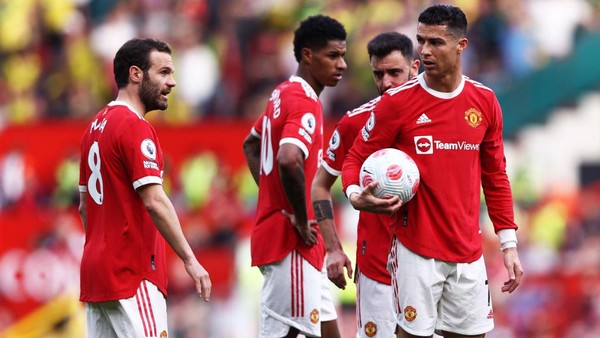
[293,15,347,62]
[418,5,467,39]
[367,32,414,62]
[113,38,172,89]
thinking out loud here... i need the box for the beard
[139,76,168,112]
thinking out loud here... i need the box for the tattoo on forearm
[313,200,334,222]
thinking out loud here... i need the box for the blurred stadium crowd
[1,0,600,337]
[1,0,598,124]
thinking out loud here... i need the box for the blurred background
[1,0,600,337]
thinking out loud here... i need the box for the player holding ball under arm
[341,5,523,338]
[311,32,419,338]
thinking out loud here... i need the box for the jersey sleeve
[280,97,319,159]
[251,111,266,138]
[118,120,163,190]
[79,131,89,193]
[341,94,399,195]
[480,95,518,232]
[322,113,354,176]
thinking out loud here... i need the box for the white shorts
[389,238,494,336]
[258,250,337,338]
[355,268,396,338]
[86,280,168,338]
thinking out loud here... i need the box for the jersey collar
[289,75,318,101]
[108,100,144,120]
[417,73,465,99]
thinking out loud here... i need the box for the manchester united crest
[364,321,378,337]
[464,108,482,128]
[404,305,417,322]
[310,309,320,324]
[160,330,168,338]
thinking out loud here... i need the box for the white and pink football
[359,148,420,203]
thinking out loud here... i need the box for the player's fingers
[383,196,402,209]
[281,209,295,224]
[336,278,346,289]
[309,228,318,244]
[501,280,510,292]
[305,233,316,246]
[345,260,353,279]
[513,262,524,283]
[200,277,212,302]
[501,279,517,293]
[364,181,379,193]
[332,274,346,289]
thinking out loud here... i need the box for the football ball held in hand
[359,148,420,203]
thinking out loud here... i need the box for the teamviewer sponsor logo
[414,136,433,154]
[414,135,480,154]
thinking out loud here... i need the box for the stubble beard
[139,76,167,112]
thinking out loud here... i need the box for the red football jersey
[322,96,392,285]
[78,101,167,302]
[250,75,325,270]
[342,74,518,263]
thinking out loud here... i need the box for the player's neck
[295,68,324,96]
[423,71,463,93]
[115,88,146,118]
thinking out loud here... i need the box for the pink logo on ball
[386,164,403,180]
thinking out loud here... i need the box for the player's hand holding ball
[350,148,419,214]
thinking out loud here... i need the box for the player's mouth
[333,73,343,81]
[422,60,435,70]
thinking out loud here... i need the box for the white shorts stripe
[135,292,149,337]
[291,251,305,317]
[356,274,362,328]
[142,281,157,336]
[389,238,401,315]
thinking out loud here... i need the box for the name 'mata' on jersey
[78,101,168,302]
[322,96,392,285]
[342,73,518,263]
[249,75,326,271]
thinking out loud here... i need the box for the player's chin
[326,77,342,87]
[157,98,169,110]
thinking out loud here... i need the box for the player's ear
[129,66,143,84]
[411,59,420,76]
[457,37,468,54]
[301,47,313,65]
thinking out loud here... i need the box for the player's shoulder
[463,76,500,108]
[106,102,152,133]
[463,75,494,93]
[346,96,381,118]
[336,96,381,131]
[281,75,319,102]
[386,75,421,97]
[106,101,145,120]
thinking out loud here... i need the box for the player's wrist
[325,242,344,253]
[345,184,361,200]
[498,229,518,251]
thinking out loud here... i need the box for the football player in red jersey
[242,15,347,338]
[78,38,211,338]
[312,32,420,338]
[341,5,524,338]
